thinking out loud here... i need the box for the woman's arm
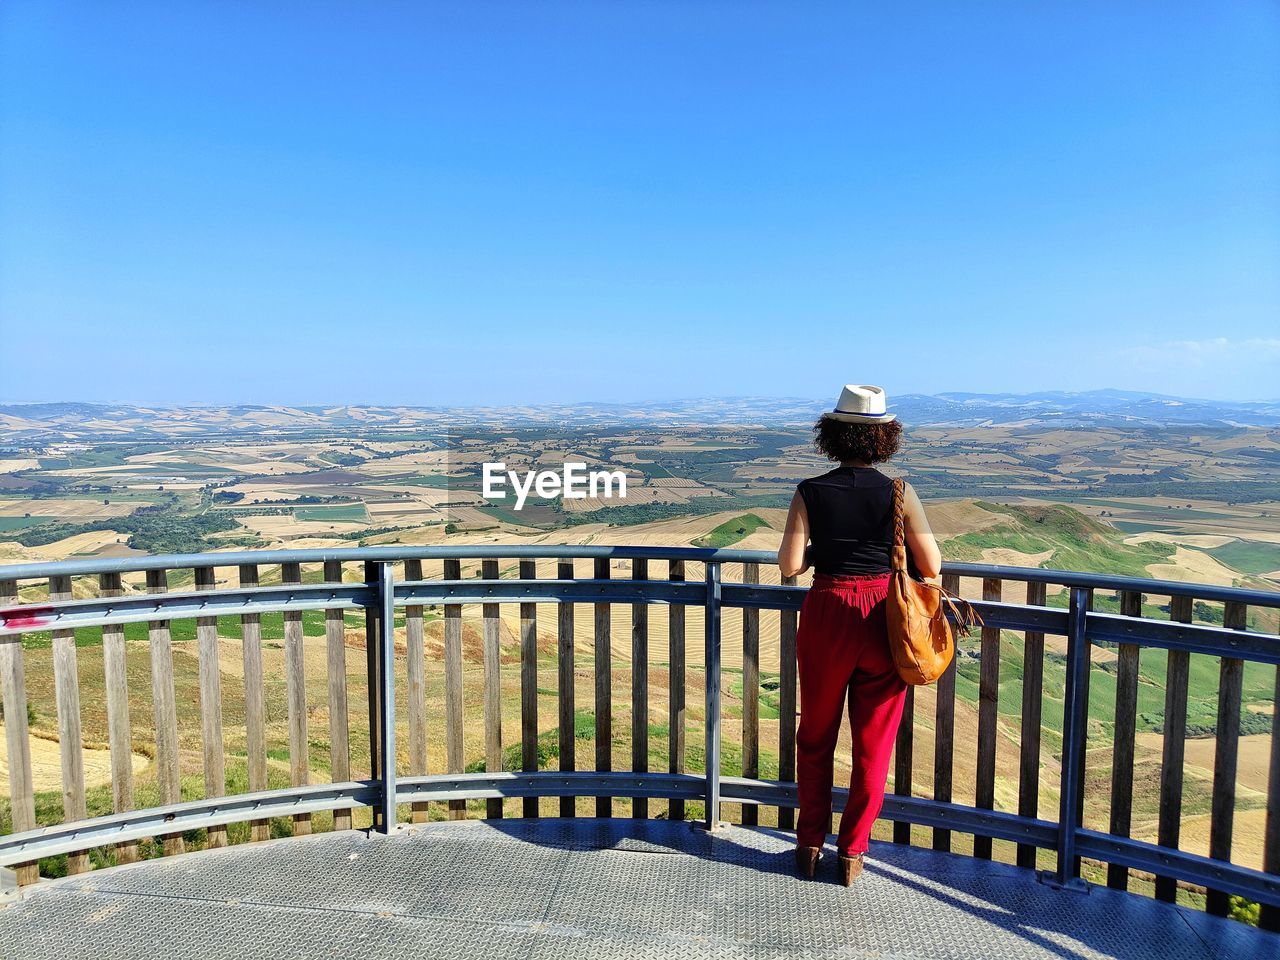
[778,487,810,579]
[903,481,943,580]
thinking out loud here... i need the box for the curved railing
[0,545,1277,929]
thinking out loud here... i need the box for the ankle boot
[794,845,822,878]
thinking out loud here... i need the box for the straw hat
[820,384,896,423]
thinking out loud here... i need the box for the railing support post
[700,561,723,832]
[1043,585,1091,891]
[376,561,398,834]
[363,561,381,796]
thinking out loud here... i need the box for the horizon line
[2,387,1279,410]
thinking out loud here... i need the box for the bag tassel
[941,592,983,637]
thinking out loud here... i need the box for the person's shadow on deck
[435,816,1272,960]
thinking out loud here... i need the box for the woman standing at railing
[778,385,942,886]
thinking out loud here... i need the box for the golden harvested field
[365,501,445,522]
[1134,732,1271,870]
[0,498,145,520]
[2,529,129,560]
[562,486,674,512]
[0,724,150,795]
[920,500,1010,538]
[649,477,708,489]
[233,514,366,540]
[1144,545,1241,586]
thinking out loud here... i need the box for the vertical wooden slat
[632,558,649,820]
[1261,658,1280,933]
[973,576,1002,860]
[1206,600,1246,916]
[669,560,688,823]
[741,562,759,827]
[0,579,38,884]
[323,560,352,832]
[443,558,465,820]
[99,572,137,865]
[1016,580,1047,868]
[147,568,183,856]
[482,558,503,819]
[282,562,310,835]
[1107,589,1142,890]
[1156,593,1193,902]
[777,571,797,831]
[520,558,539,818]
[557,558,576,817]
[50,575,88,873]
[403,559,428,824]
[594,557,612,818]
[892,685,915,845]
[194,567,226,849]
[933,572,960,852]
[239,564,269,842]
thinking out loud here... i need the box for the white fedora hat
[821,384,896,423]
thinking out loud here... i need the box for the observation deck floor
[0,817,1273,959]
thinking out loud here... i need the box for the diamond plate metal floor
[0,818,1274,959]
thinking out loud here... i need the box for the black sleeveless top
[797,465,898,576]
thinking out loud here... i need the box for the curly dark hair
[812,416,903,464]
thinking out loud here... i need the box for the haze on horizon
[1,3,1278,407]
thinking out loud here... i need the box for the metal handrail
[0,546,1277,606]
[0,546,1277,922]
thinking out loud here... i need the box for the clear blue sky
[2,2,1277,406]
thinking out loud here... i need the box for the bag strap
[891,476,907,573]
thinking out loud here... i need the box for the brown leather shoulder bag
[886,477,983,685]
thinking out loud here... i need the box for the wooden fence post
[0,579,38,884]
[194,566,226,849]
[100,571,137,864]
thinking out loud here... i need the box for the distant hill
[939,499,1178,579]
[2,389,1278,440]
[894,389,1280,428]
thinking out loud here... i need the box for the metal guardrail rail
[0,545,1277,931]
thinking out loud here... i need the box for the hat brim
[822,411,897,423]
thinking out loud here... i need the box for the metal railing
[0,545,1277,930]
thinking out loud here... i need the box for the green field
[1207,540,1280,577]
[1108,520,1173,535]
[294,504,369,523]
[372,475,452,489]
[0,515,51,532]
[1078,498,1232,521]
[477,502,545,526]
[693,513,771,549]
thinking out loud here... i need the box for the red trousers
[795,571,907,855]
